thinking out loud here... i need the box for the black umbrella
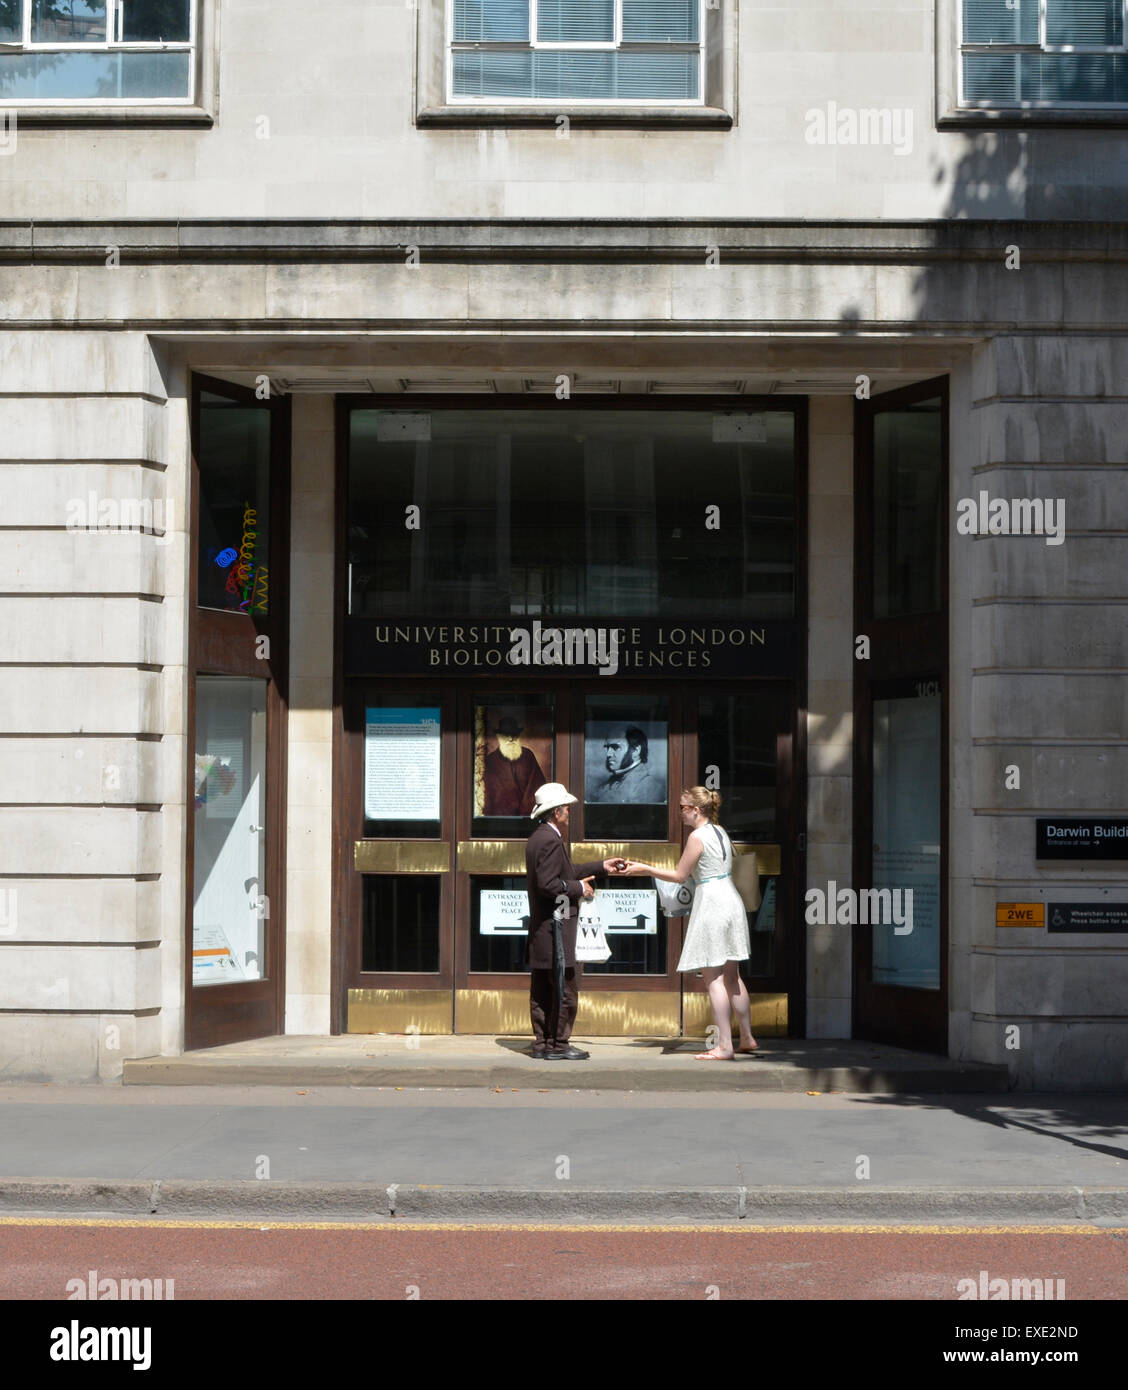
[553,914,565,1025]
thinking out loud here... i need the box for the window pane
[582,892,668,975]
[31,0,107,42]
[452,49,533,97]
[349,409,796,620]
[872,397,942,619]
[0,49,191,98]
[1025,51,1127,99]
[614,49,698,98]
[453,0,529,42]
[197,392,271,615]
[962,52,1020,99]
[0,0,19,44]
[622,0,699,43]
[193,677,268,988]
[531,48,614,97]
[121,0,191,42]
[1046,0,1121,46]
[453,47,699,98]
[362,875,441,972]
[962,0,1039,45]
[537,0,613,42]
[695,692,778,841]
[470,875,529,972]
[871,688,941,991]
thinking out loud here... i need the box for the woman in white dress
[618,786,757,1060]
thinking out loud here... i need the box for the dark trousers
[529,965,581,1048]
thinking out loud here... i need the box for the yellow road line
[0,1218,1118,1234]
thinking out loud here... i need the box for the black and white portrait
[584,720,668,805]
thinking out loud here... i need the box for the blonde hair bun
[682,785,722,823]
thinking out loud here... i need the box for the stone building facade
[1,0,1126,1086]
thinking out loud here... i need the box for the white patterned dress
[675,823,751,972]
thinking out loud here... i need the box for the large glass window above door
[348,407,797,620]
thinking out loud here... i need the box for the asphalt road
[3,1218,1127,1300]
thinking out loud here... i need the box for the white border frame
[445,0,706,107]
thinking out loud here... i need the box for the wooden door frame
[852,375,950,1053]
[185,372,291,1051]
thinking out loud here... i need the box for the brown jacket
[525,821,603,970]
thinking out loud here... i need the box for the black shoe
[548,1045,590,1060]
[529,1044,549,1058]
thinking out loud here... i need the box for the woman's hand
[619,859,650,877]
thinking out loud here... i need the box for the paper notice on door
[364,707,441,820]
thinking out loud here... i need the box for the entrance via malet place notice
[334,398,808,1037]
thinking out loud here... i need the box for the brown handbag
[731,848,762,913]
[710,824,762,913]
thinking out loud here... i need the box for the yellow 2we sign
[995,903,1045,928]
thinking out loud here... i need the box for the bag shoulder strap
[709,823,730,865]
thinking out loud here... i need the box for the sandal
[736,1042,759,1053]
[694,1048,734,1061]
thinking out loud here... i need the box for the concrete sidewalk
[0,1083,1125,1222]
[121,1034,1011,1093]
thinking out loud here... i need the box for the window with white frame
[961,0,1128,105]
[448,0,704,104]
[0,0,195,103]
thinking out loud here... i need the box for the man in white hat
[525,783,622,1060]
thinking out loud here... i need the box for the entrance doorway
[340,678,797,1035]
[334,393,807,1037]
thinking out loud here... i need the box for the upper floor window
[448,0,703,104]
[961,0,1128,105]
[0,0,195,103]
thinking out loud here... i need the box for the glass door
[853,378,948,1052]
[186,374,289,1050]
[682,685,794,1034]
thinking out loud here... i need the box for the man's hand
[603,858,628,874]
[580,876,596,899]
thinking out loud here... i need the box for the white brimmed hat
[530,782,577,819]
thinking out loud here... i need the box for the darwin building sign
[1036,818,1128,861]
[345,619,797,678]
